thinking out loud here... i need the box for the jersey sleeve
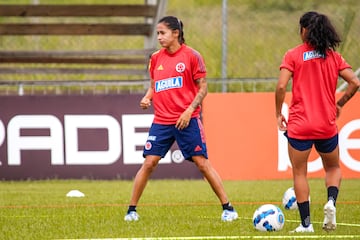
[190,49,207,81]
[279,50,295,72]
[148,50,160,80]
[335,52,351,71]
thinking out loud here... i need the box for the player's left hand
[176,108,192,130]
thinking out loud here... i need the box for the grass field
[1,179,360,239]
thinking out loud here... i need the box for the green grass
[1,179,360,239]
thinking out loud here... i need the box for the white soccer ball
[252,204,285,232]
[282,187,298,210]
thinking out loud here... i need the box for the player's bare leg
[124,155,161,221]
[192,155,238,221]
[319,146,341,190]
[192,155,228,203]
[288,144,314,232]
[129,155,161,205]
[288,145,311,203]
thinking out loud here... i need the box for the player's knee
[195,159,210,174]
[142,158,159,172]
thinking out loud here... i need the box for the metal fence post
[221,0,228,92]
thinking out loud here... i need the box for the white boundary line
[222,216,360,228]
[283,219,360,227]
[238,216,360,228]
[61,236,360,240]
[59,217,360,240]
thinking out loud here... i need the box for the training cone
[66,190,85,197]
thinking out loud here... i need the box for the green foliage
[0,0,359,93]
[167,0,360,79]
[0,179,360,239]
[244,0,305,11]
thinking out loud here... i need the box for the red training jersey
[280,42,351,139]
[148,44,206,124]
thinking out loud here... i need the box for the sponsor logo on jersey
[176,62,186,73]
[155,77,183,92]
[303,50,324,61]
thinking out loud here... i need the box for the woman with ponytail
[124,16,238,222]
[275,11,359,233]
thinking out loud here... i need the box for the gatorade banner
[202,92,360,180]
[0,95,202,180]
[0,93,359,180]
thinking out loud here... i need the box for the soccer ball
[282,187,298,210]
[252,204,285,232]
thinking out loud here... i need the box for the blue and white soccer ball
[282,187,298,210]
[252,204,285,232]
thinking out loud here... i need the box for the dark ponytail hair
[299,11,341,57]
[158,16,185,44]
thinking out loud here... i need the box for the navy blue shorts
[284,132,338,153]
[143,117,208,161]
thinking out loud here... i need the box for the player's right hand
[140,97,151,109]
[277,114,287,131]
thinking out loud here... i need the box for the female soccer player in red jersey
[275,11,360,233]
[124,16,238,222]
